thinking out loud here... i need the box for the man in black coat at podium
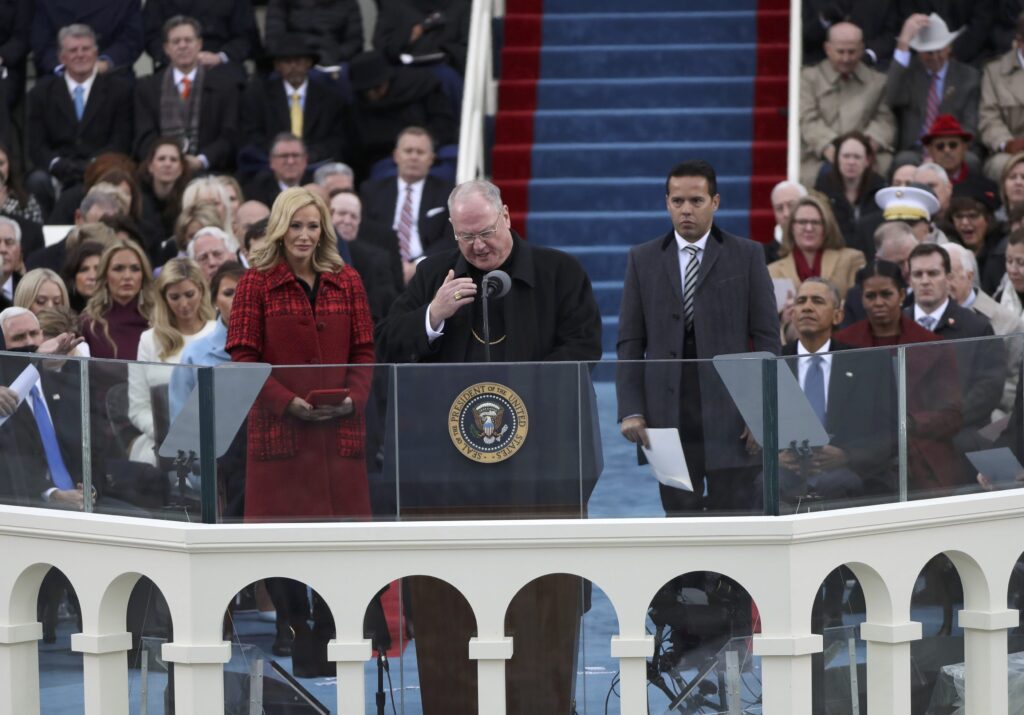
[374,179,601,715]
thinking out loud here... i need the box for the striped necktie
[396,184,414,261]
[921,73,941,142]
[683,244,699,328]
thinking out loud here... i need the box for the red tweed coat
[226,261,375,518]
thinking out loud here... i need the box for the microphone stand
[482,280,492,363]
[375,648,387,715]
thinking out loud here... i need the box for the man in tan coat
[800,22,896,186]
[979,13,1024,183]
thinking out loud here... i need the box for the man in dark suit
[25,24,133,211]
[243,133,309,208]
[330,190,398,321]
[777,278,895,504]
[360,126,454,285]
[887,12,981,168]
[134,16,240,173]
[617,160,781,515]
[142,0,258,81]
[242,35,348,167]
[906,243,1004,470]
[0,216,22,304]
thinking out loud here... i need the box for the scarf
[792,249,823,283]
[159,67,203,156]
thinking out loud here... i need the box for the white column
[610,635,654,714]
[959,609,1018,715]
[860,621,921,714]
[71,631,132,715]
[469,636,513,715]
[328,639,373,715]
[752,634,822,714]
[0,622,42,715]
[161,642,231,715]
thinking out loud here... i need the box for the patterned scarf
[159,67,203,156]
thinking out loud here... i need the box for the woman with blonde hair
[14,268,69,315]
[128,257,217,465]
[215,175,244,212]
[181,176,234,232]
[227,187,374,677]
[80,239,155,360]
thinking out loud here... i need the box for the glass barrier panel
[215,362,395,524]
[596,356,766,518]
[772,347,902,514]
[903,334,1024,502]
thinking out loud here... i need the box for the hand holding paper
[641,428,693,492]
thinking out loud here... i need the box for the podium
[381,362,603,713]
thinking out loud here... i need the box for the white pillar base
[72,632,132,715]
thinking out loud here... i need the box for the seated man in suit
[907,243,1005,473]
[360,126,454,284]
[134,16,240,174]
[25,24,134,213]
[242,35,348,167]
[330,191,398,321]
[945,241,1024,416]
[0,307,89,509]
[980,11,1024,182]
[764,180,807,263]
[920,116,1000,203]
[347,50,457,173]
[887,13,981,170]
[243,133,309,208]
[142,0,258,81]
[30,0,143,77]
[772,278,895,508]
[800,21,896,185]
[0,217,23,304]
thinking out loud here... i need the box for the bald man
[800,21,896,185]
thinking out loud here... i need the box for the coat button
[316,321,326,331]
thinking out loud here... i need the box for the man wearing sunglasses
[922,115,999,204]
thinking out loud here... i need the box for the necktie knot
[918,315,936,331]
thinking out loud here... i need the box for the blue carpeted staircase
[495,0,788,359]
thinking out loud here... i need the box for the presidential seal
[448,382,529,463]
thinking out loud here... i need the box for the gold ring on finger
[454,291,462,300]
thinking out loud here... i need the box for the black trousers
[659,328,758,516]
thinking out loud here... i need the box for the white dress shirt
[2,275,11,301]
[796,339,833,411]
[914,298,949,329]
[675,229,710,282]
[283,79,308,109]
[173,66,197,97]
[64,69,97,110]
[393,178,426,259]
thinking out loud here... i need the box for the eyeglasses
[454,217,502,243]
[271,152,305,161]
[792,219,823,229]
[953,211,982,222]
[931,140,962,151]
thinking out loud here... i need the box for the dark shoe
[272,623,293,657]
[291,623,327,679]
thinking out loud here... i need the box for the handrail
[787,0,803,182]
[456,0,502,182]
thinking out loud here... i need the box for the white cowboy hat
[909,13,964,53]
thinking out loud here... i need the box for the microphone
[482,270,511,298]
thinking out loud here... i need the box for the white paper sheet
[641,427,693,492]
[0,365,39,427]
[772,278,795,311]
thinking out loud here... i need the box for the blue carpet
[521,0,766,354]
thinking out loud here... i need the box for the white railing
[2,491,1024,714]
[456,0,503,182]
[787,0,803,182]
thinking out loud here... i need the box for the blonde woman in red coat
[227,186,374,677]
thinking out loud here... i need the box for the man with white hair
[0,217,22,302]
[0,307,87,505]
[765,180,807,262]
[944,241,1024,415]
[313,162,355,196]
[188,226,238,281]
[913,161,954,240]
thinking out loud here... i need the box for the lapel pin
[845,372,853,378]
